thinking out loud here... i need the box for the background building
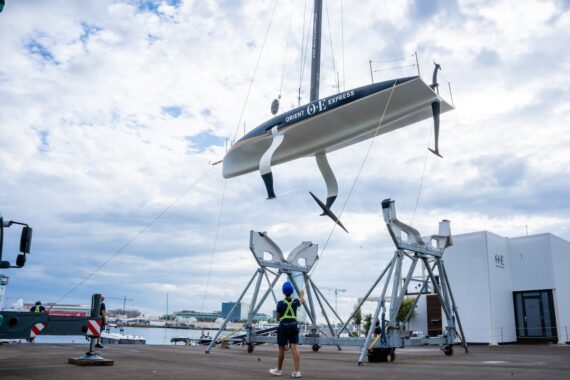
[221,302,249,322]
[173,310,221,322]
[407,232,570,345]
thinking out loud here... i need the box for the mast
[309,0,323,102]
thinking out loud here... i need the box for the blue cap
[282,281,294,296]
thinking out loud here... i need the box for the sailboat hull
[222,76,453,178]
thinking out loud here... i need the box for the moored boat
[100,331,146,345]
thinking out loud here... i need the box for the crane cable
[278,0,294,99]
[302,82,398,288]
[231,0,280,142]
[411,123,433,225]
[324,0,338,90]
[298,0,312,106]
[340,0,345,91]
[370,55,413,63]
[216,1,282,310]
[200,178,228,313]
[53,165,215,305]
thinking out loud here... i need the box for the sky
[0,0,569,319]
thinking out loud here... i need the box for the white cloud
[1,0,569,320]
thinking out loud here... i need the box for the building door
[426,295,442,337]
[513,290,557,342]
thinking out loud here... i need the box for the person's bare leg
[277,345,286,370]
[291,344,301,372]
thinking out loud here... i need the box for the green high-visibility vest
[279,299,296,321]
[33,306,42,313]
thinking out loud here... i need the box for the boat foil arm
[428,62,443,158]
[259,126,284,199]
[315,152,338,209]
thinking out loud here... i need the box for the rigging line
[389,22,404,61]
[437,73,453,86]
[298,0,308,92]
[438,74,451,83]
[279,0,294,97]
[200,178,228,313]
[305,83,398,283]
[435,73,454,103]
[324,0,337,90]
[340,0,345,91]
[373,63,416,72]
[343,69,377,83]
[298,0,313,105]
[232,0,279,142]
[370,54,415,63]
[411,123,433,226]
[53,165,215,305]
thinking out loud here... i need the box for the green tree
[363,313,372,335]
[353,305,362,336]
[396,297,417,329]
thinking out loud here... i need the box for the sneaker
[95,344,104,348]
[291,371,302,378]
[269,368,283,376]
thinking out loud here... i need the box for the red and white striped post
[29,322,47,340]
[69,294,113,365]
[87,320,101,337]
[80,294,105,360]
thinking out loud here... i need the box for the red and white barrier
[87,320,101,337]
[30,322,47,338]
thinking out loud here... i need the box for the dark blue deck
[237,76,418,143]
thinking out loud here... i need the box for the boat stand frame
[336,199,468,364]
[206,230,345,353]
[207,199,468,364]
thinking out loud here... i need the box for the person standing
[30,300,46,313]
[96,295,106,348]
[269,281,305,378]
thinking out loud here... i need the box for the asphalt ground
[1,343,569,379]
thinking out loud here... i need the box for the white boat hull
[223,77,453,178]
[100,332,146,345]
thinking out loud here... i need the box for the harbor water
[33,326,223,345]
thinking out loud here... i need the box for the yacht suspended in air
[222,0,453,231]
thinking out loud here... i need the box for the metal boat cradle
[206,199,468,363]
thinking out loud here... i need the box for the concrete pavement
[1,343,569,379]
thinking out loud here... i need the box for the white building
[408,232,570,345]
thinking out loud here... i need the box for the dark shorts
[277,321,299,346]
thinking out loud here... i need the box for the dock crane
[322,287,346,324]
[106,296,134,314]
